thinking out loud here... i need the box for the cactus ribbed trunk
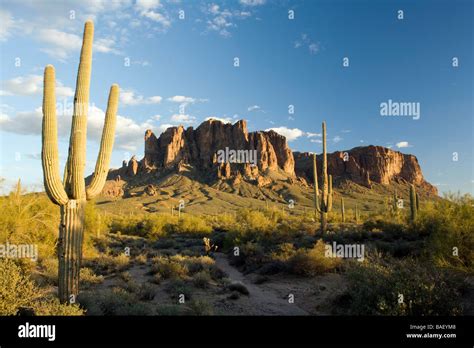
[58,200,85,303]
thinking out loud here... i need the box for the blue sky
[0,0,472,194]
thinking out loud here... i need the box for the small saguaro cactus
[355,203,360,224]
[313,121,333,234]
[41,20,119,303]
[409,184,419,222]
[341,197,345,223]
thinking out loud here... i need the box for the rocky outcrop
[105,119,437,196]
[294,146,437,195]
[133,119,295,180]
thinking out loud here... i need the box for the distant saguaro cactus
[341,197,345,223]
[41,21,119,303]
[410,184,419,222]
[312,121,333,234]
[355,203,360,224]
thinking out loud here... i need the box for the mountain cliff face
[110,119,437,196]
[130,119,295,180]
[294,147,437,195]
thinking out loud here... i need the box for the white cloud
[332,136,342,143]
[309,42,320,55]
[94,37,121,54]
[396,141,411,148]
[306,132,321,138]
[0,10,15,42]
[204,3,254,37]
[0,74,73,97]
[0,104,155,151]
[170,114,196,124]
[239,0,266,6]
[36,28,121,60]
[247,105,261,112]
[168,95,196,103]
[120,89,162,106]
[265,127,303,141]
[310,139,322,144]
[294,33,321,56]
[205,116,232,124]
[152,114,161,121]
[135,0,171,28]
[37,29,82,60]
[135,0,161,12]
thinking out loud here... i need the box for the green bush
[0,258,83,315]
[340,256,464,315]
[415,194,474,273]
[288,240,341,276]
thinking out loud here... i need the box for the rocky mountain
[102,119,437,198]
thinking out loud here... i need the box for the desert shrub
[134,253,148,265]
[187,299,214,315]
[288,240,341,276]
[235,209,277,234]
[33,298,84,316]
[153,238,176,249]
[78,287,152,315]
[165,279,193,301]
[88,254,130,274]
[340,256,465,315]
[0,258,83,315]
[171,215,213,235]
[157,304,183,315]
[150,256,189,279]
[192,270,211,288]
[137,283,156,301]
[415,194,474,273]
[0,184,58,259]
[0,259,41,315]
[40,258,58,285]
[210,213,236,231]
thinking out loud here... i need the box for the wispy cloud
[294,33,321,55]
[120,89,162,106]
[135,0,171,28]
[0,10,16,42]
[170,113,196,124]
[0,74,74,97]
[239,0,266,6]
[247,105,262,112]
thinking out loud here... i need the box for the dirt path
[214,253,309,315]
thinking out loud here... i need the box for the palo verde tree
[41,21,119,303]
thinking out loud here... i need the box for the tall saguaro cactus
[41,21,119,303]
[409,184,419,222]
[312,121,333,234]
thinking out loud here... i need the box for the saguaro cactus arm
[64,20,94,199]
[86,84,119,200]
[41,65,69,206]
